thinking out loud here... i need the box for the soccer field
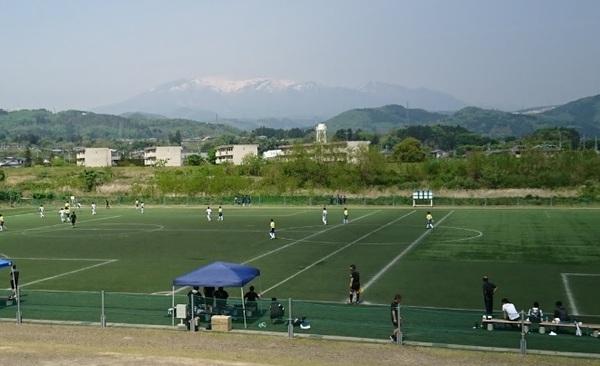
[1,205,599,317]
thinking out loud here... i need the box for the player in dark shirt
[349,264,361,304]
[9,264,19,300]
[482,276,497,319]
[70,211,77,227]
[390,294,402,343]
[214,287,229,314]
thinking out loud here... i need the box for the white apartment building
[76,148,119,167]
[144,146,183,167]
[215,144,259,165]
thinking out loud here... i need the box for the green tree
[393,137,426,162]
[185,154,204,166]
[24,147,33,167]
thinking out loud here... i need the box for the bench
[482,318,531,332]
[539,321,600,337]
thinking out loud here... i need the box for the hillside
[539,94,600,135]
[323,104,446,133]
[441,107,543,137]
[0,109,239,144]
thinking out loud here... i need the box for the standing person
[426,212,434,229]
[91,202,97,215]
[206,206,212,221]
[140,201,145,214]
[39,204,45,218]
[322,206,328,225]
[269,219,276,239]
[0,214,5,231]
[135,199,140,211]
[70,211,77,227]
[390,294,402,342]
[343,208,349,224]
[8,264,19,300]
[244,285,261,313]
[482,276,497,319]
[218,206,223,221]
[59,208,66,223]
[349,264,361,304]
[214,287,229,314]
[105,199,110,209]
[501,298,520,321]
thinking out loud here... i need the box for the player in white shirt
[140,202,145,214]
[91,202,97,215]
[206,206,212,221]
[322,207,328,225]
[135,200,140,211]
[501,298,520,321]
[218,206,223,221]
[39,205,45,218]
[59,208,66,223]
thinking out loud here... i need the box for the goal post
[412,190,433,207]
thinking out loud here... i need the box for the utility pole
[558,130,562,150]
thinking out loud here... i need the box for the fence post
[16,287,22,324]
[190,294,195,332]
[287,298,293,339]
[520,310,527,354]
[100,290,106,328]
[397,304,403,345]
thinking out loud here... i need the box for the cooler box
[211,315,232,332]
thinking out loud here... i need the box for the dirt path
[0,323,598,366]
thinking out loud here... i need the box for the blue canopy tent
[172,261,261,328]
[0,259,11,269]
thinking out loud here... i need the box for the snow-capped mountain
[94,77,465,123]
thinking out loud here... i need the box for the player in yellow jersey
[426,212,434,229]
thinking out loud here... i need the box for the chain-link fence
[1,290,598,356]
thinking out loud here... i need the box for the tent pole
[171,285,175,327]
[241,287,247,328]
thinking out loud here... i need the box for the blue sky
[1,0,599,111]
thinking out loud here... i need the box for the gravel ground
[1,323,598,366]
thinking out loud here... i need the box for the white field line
[10,257,117,262]
[261,210,417,295]
[13,259,118,289]
[361,210,455,293]
[561,272,600,316]
[242,210,382,265]
[15,215,123,235]
[166,210,383,295]
[561,273,579,316]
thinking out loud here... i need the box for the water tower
[316,123,327,144]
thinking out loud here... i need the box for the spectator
[214,287,229,314]
[482,276,497,319]
[389,294,402,343]
[244,285,261,313]
[527,301,544,323]
[203,286,215,312]
[187,286,203,314]
[269,297,285,323]
[553,301,570,322]
[501,298,520,321]
[8,264,19,301]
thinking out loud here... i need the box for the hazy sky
[1,0,599,111]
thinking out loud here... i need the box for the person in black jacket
[482,276,497,319]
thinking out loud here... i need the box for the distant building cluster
[76,146,183,167]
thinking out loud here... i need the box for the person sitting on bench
[269,297,285,323]
[501,298,520,321]
[553,301,570,322]
[527,301,544,323]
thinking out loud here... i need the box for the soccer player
[349,264,361,304]
[390,294,402,343]
[218,206,223,221]
[322,206,328,225]
[140,201,145,214]
[269,219,276,239]
[0,214,4,231]
[135,199,140,211]
[59,208,66,223]
[64,206,71,223]
[426,212,434,229]
[39,204,45,218]
[91,202,97,215]
[206,206,212,221]
[343,208,349,224]
[70,211,77,227]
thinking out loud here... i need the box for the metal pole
[287,298,293,339]
[100,290,106,328]
[241,287,247,329]
[190,292,195,332]
[171,285,175,327]
[520,310,527,354]
[397,304,403,345]
[16,287,22,324]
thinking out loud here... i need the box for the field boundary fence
[1,289,598,357]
